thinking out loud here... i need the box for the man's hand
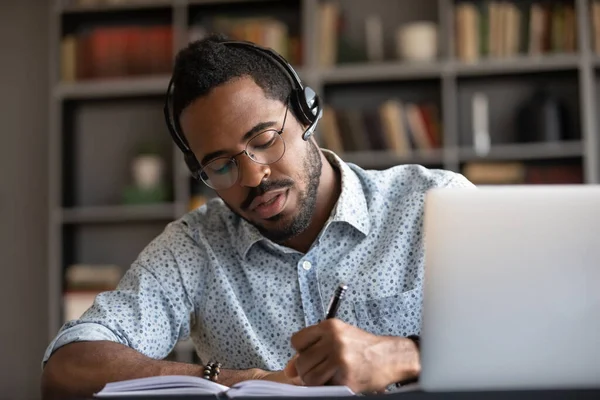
[253,369,304,386]
[283,319,420,393]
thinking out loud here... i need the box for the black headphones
[163,39,323,180]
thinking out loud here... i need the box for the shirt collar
[233,215,265,260]
[234,149,372,259]
[323,149,371,237]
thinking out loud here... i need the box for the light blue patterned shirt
[42,150,474,371]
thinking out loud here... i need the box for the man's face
[180,76,322,243]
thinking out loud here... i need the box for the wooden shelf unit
[48,0,600,360]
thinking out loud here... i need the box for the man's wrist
[406,335,420,351]
[368,335,420,389]
[389,336,421,386]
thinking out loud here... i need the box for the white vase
[396,21,438,62]
[132,155,164,190]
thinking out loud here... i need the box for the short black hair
[171,33,294,129]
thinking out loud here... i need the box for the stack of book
[60,24,173,81]
[319,101,442,156]
[189,16,302,66]
[463,161,584,185]
[455,1,577,63]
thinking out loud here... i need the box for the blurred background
[2,0,600,398]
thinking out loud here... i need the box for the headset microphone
[163,40,323,180]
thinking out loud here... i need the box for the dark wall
[0,1,50,398]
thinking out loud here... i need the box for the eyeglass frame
[198,98,291,190]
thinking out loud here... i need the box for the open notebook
[94,375,355,398]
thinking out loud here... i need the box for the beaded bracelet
[202,361,222,382]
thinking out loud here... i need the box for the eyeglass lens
[200,129,285,190]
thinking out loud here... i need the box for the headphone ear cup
[301,94,322,141]
[302,86,318,121]
[290,89,312,126]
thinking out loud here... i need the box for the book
[94,375,355,398]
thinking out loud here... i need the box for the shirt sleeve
[42,239,196,367]
[445,172,477,189]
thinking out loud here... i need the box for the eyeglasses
[198,101,289,190]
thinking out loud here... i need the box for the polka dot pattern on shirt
[43,150,475,373]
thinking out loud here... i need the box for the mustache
[241,179,294,211]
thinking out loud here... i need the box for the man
[41,34,474,399]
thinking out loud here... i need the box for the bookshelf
[48,0,600,361]
[55,75,171,99]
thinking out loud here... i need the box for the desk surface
[85,388,600,400]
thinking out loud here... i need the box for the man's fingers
[284,354,299,378]
[259,370,304,386]
[294,339,329,378]
[290,324,322,352]
[300,356,337,387]
[289,375,305,386]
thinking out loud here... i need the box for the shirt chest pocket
[353,288,422,337]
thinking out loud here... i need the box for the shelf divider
[459,141,585,162]
[60,204,177,224]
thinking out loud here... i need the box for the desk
[84,388,600,399]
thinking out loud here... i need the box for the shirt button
[302,261,312,271]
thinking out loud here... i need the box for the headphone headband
[163,39,322,181]
[223,40,305,94]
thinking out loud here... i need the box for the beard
[239,140,322,243]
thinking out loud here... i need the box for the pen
[325,283,348,319]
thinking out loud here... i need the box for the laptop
[418,185,600,392]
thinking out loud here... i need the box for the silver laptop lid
[419,185,600,391]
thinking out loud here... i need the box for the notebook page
[96,375,229,396]
[96,387,224,397]
[227,380,355,397]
